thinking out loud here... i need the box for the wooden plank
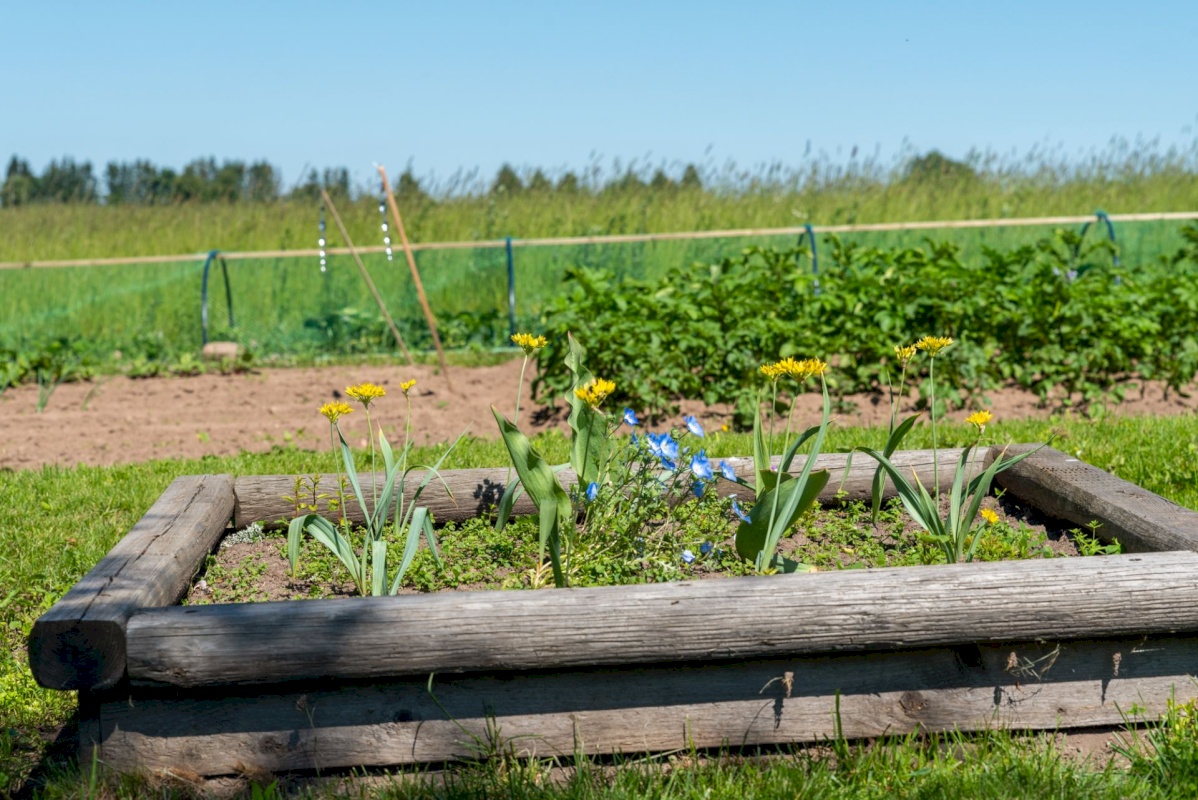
[97,634,1198,775]
[992,445,1198,553]
[28,475,234,691]
[126,551,1198,687]
[233,447,985,528]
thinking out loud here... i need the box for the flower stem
[366,407,377,537]
[930,357,939,502]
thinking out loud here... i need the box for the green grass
[4,412,1198,796]
[3,157,1198,363]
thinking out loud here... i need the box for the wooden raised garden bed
[29,445,1198,776]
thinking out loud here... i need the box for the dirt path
[3,359,1197,471]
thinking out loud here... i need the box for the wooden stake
[320,189,413,365]
[377,165,452,391]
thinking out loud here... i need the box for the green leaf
[286,516,304,574]
[735,469,830,562]
[390,506,434,594]
[371,539,387,596]
[872,413,921,521]
[564,333,609,486]
[290,513,362,593]
[751,391,770,493]
[495,478,524,533]
[492,406,573,585]
[337,429,369,531]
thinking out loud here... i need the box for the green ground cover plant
[5,412,1198,795]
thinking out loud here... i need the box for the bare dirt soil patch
[3,358,1198,470]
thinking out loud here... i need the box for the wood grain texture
[28,475,234,691]
[233,448,985,528]
[126,551,1198,687]
[993,445,1198,553]
[97,634,1198,775]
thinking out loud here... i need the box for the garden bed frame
[29,445,1198,776]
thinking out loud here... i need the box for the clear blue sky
[3,1,1197,189]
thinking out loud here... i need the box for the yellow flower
[511,332,548,355]
[399,379,417,395]
[980,508,1000,525]
[790,358,828,380]
[894,344,917,365]
[574,378,615,409]
[345,382,386,408]
[964,409,994,432]
[760,361,786,382]
[761,357,827,382]
[319,401,354,424]
[915,336,954,356]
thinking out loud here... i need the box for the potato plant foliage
[533,225,1198,422]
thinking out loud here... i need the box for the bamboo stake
[319,189,414,365]
[378,165,452,391]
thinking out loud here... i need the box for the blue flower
[684,415,705,438]
[700,541,714,556]
[691,481,705,498]
[622,407,640,427]
[690,450,714,481]
[681,549,695,564]
[659,435,680,462]
[718,460,737,481]
[586,482,599,503]
[732,498,751,523]
[660,457,677,471]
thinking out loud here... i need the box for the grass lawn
[4,412,1198,797]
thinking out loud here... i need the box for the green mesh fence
[0,218,1190,361]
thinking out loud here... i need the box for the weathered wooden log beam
[993,445,1198,553]
[126,551,1198,688]
[29,475,234,691]
[91,634,1198,775]
[232,447,985,528]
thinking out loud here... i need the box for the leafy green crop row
[533,225,1198,423]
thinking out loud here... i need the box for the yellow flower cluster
[400,379,417,395]
[980,508,1000,525]
[574,378,616,408]
[319,401,354,423]
[345,382,386,407]
[894,344,918,365]
[760,357,829,382]
[511,332,548,354]
[915,335,954,356]
[964,409,993,431]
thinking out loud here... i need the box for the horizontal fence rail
[3,210,1197,271]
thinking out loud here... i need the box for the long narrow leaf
[751,394,770,494]
[857,447,942,537]
[872,413,921,521]
[779,423,822,474]
[948,444,974,549]
[372,539,387,596]
[290,513,361,589]
[495,478,524,533]
[286,517,305,573]
[492,407,572,585]
[337,430,369,529]
[389,506,432,594]
[564,333,609,486]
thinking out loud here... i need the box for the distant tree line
[1,150,1000,209]
[0,155,710,207]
